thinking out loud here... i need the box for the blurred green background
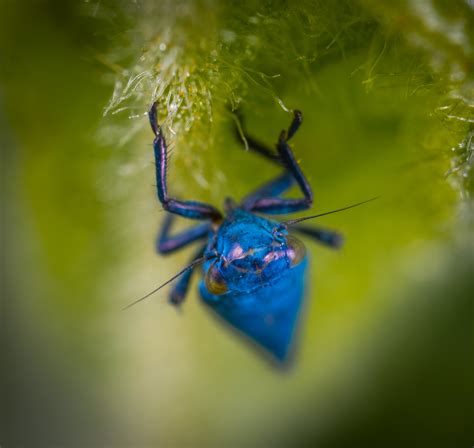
[1,0,473,446]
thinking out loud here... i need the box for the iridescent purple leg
[157,214,211,254]
[169,244,207,305]
[241,172,294,210]
[240,110,313,215]
[235,111,303,210]
[233,109,282,165]
[149,102,222,221]
[293,225,343,248]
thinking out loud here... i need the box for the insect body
[200,208,308,361]
[136,102,349,363]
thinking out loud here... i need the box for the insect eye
[205,262,228,295]
[286,235,306,266]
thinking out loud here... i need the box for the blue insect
[126,102,372,363]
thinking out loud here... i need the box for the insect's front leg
[241,172,294,210]
[157,214,211,254]
[233,109,281,164]
[249,111,313,215]
[149,102,222,221]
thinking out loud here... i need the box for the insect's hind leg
[169,243,207,305]
[157,214,210,254]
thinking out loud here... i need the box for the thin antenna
[284,197,379,226]
[122,256,208,310]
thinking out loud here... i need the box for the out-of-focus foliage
[1,0,473,446]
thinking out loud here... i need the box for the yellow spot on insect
[205,262,228,295]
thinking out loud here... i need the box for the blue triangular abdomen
[200,260,308,362]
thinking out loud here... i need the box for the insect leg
[235,109,310,211]
[233,110,282,164]
[149,102,222,221]
[169,244,207,305]
[241,172,294,210]
[249,111,313,215]
[233,108,302,159]
[293,224,343,249]
[157,214,211,254]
